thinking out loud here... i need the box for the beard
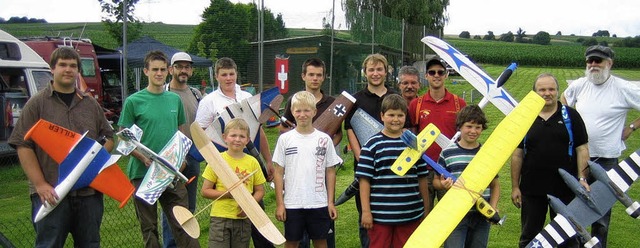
[585,66,611,85]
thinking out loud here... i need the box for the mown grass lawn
[1,65,639,247]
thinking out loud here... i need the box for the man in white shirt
[561,45,640,248]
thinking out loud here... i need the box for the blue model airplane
[526,150,640,248]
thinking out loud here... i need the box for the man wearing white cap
[561,45,640,248]
[161,51,203,248]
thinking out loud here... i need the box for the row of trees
[459,29,551,45]
[0,17,47,24]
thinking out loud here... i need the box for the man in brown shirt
[8,47,114,247]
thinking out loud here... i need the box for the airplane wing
[190,122,286,245]
[351,108,384,146]
[130,129,192,205]
[526,149,640,248]
[391,123,440,176]
[204,87,280,151]
[24,119,134,222]
[421,36,518,116]
[405,91,544,248]
[313,91,356,137]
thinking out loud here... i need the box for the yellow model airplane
[404,91,544,248]
[390,123,440,176]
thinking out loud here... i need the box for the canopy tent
[97,36,214,95]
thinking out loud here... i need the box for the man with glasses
[160,52,203,248]
[397,65,421,104]
[561,45,640,248]
[408,56,466,211]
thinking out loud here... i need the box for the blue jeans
[590,157,617,248]
[31,193,103,248]
[444,211,490,248]
[162,155,200,248]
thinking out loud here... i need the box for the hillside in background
[2,22,638,68]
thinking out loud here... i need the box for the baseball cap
[426,56,446,70]
[171,52,193,65]
[585,45,614,60]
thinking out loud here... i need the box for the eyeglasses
[586,57,603,64]
[174,65,193,70]
[427,70,446,76]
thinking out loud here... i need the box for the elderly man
[561,45,640,248]
[397,65,421,104]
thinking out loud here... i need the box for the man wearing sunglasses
[561,45,640,248]
[408,56,466,211]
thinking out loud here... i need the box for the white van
[0,29,52,156]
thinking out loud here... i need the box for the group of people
[8,43,640,248]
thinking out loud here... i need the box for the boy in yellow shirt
[201,118,266,248]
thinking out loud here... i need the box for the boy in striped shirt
[356,94,430,248]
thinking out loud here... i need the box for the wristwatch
[630,123,637,131]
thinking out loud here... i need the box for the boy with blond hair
[356,94,430,248]
[201,118,266,248]
[273,91,342,248]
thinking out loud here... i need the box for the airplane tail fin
[335,179,359,206]
[90,163,135,208]
[24,119,82,164]
[401,130,418,150]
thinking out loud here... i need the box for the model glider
[116,125,193,205]
[24,119,134,222]
[191,122,286,245]
[422,36,520,148]
[422,36,518,116]
[400,130,506,225]
[390,123,440,176]
[526,153,640,248]
[404,91,544,248]
[203,86,280,178]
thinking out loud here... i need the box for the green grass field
[1,65,639,247]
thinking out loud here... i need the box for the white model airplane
[116,125,193,205]
[25,119,134,222]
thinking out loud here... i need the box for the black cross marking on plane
[333,104,346,117]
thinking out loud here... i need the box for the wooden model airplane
[190,122,286,245]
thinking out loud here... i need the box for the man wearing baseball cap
[408,56,466,212]
[161,51,203,248]
[561,45,640,248]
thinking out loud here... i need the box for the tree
[459,31,471,39]
[582,38,598,46]
[556,31,562,36]
[483,31,495,41]
[515,28,526,43]
[473,35,482,39]
[98,0,143,46]
[532,31,551,45]
[342,0,449,52]
[499,31,514,42]
[188,0,287,79]
[592,30,610,37]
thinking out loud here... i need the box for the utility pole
[122,0,128,102]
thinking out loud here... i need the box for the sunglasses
[427,70,447,76]
[586,57,603,64]
[174,65,193,70]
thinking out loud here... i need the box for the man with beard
[408,56,466,211]
[397,65,421,104]
[160,52,202,248]
[561,45,640,248]
[513,73,589,248]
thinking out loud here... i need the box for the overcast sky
[1,0,638,37]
